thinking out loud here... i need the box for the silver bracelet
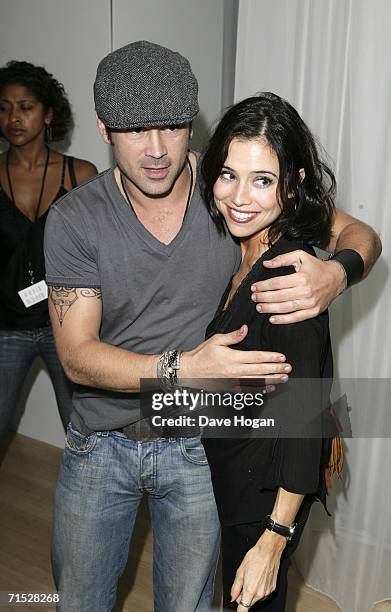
[157,350,182,390]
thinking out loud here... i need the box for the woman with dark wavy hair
[0,61,97,441]
[201,92,336,611]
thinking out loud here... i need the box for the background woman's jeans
[52,428,221,612]
[0,326,73,441]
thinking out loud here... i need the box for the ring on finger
[293,257,303,272]
[239,599,252,608]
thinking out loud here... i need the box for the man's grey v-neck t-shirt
[44,164,240,431]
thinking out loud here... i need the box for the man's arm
[49,287,292,392]
[251,208,382,324]
[49,286,156,391]
[328,208,382,276]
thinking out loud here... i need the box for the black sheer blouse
[0,156,76,329]
[202,238,332,526]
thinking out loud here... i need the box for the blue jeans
[0,326,73,441]
[52,426,221,612]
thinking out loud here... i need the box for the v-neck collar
[107,160,200,257]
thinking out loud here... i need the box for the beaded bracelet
[157,350,182,390]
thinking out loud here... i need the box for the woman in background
[201,92,336,611]
[0,60,97,441]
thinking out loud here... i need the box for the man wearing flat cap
[44,41,380,611]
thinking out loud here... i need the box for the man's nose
[145,129,168,158]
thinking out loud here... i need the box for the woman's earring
[45,123,53,143]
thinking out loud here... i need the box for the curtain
[235,1,391,610]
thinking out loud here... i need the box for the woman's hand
[231,530,287,610]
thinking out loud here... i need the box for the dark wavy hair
[201,92,335,248]
[0,60,72,141]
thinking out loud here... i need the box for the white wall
[0,0,235,446]
[0,0,112,170]
[113,0,227,149]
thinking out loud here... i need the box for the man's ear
[96,113,111,144]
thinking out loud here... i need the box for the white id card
[18,280,48,308]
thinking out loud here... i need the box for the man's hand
[231,530,287,610]
[250,250,345,324]
[181,325,291,380]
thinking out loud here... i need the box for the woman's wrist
[257,528,287,552]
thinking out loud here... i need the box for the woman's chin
[224,221,266,241]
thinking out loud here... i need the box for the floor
[0,433,388,612]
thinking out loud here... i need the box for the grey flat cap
[94,40,199,129]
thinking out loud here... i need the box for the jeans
[52,426,221,612]
[0,326,73,441]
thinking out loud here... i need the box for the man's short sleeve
[44,204,100,288]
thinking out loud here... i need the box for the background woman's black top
[202,238,332,526]
[0,155,76,330]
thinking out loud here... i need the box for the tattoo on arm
[80,288,102,299]
[49,286,102,326]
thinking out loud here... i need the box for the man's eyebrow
[110,122,189,133]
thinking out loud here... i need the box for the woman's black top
[0,155,77,330]
[202,238,333,526]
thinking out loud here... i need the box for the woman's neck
[240,229,270,267]
[6,138,49,171]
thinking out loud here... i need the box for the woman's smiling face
[213,137,281,242]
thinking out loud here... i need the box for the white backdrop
[235,1,390,610]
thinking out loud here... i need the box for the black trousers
[221,492,314,611]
